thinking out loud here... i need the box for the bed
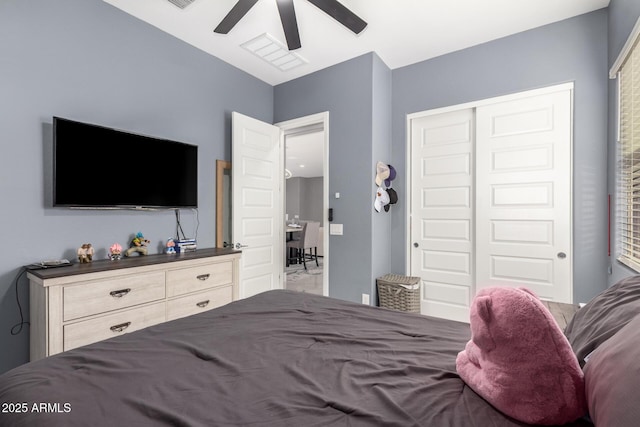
[1,280,639,426]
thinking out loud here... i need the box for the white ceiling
[102,0,609,86]
[285,130,324,178]
[102,0,609,177]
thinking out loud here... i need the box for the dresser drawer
[167,285,233,321]
[63,302,166,351]
[166,261,233,297]
[63,271,166,321]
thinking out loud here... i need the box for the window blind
[618,34,640,271]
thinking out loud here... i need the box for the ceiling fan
[214,0,367,51]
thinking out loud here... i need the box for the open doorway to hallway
[278,113,329,296]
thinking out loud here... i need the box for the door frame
[276,112,330,296]
[405,82,574,298]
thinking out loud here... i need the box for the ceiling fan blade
[276,0,301,50]
[214,0,260,34]
[307,0,367,34]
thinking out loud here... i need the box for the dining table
[286,224,303,265]
[286,224,303,238]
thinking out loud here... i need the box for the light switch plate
[329,224,343,235]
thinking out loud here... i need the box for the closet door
[410,109,475,322]
[475,89,572,302]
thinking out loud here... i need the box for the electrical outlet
[362,293,370,305]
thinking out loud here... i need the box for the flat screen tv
[53,116,198,209]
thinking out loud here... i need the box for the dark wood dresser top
[26,247,241,280]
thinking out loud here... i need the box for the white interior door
[475,89,572,302]
[410,109,475,322]
[232,112,283,299]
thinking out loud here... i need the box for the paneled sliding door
[409,85,573,322]
[475,89,572,303]
[410,109,475,322]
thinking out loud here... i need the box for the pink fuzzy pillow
[456,287,587,425]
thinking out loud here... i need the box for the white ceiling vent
[167,0,195,9]
[241,33,308,72]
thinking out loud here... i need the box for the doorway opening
[277,113,329,297]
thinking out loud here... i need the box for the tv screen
[53,117,198,209]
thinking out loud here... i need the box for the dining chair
[288,220,305,241]
[286,221,320,270]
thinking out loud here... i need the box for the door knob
[557,252,567,259]
[413,242,419,248]
[235,243,249,249]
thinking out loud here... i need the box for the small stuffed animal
[124,232,150,257]
[109,243,122,260]
[77,243,94,263]
[166,238,176,254]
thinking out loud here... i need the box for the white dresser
[27,248,241,360]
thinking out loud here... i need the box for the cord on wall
[10,268,29,335]
[174,208,200,241]
[175,209,187,240]
[191,208,200,241]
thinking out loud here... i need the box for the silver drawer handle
[110,321,131,333]
[196,274,210,281]
[196,300,210,308]
[110,288,131,298]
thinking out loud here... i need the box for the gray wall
[286,177,303,222]
[0,0,273,374]
[608,0,640,284]
[286,177,324,223]
[390,10,609,305]
[370,54,394,305]
[275,54,379,303]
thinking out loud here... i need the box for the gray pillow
[564,275,640,366]
[584,313,640,426]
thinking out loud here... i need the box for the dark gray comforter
[0,290,591,426]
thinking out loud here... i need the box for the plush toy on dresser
[109,243,123,260]
[77,243,94,263]
[124,232,150,257]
